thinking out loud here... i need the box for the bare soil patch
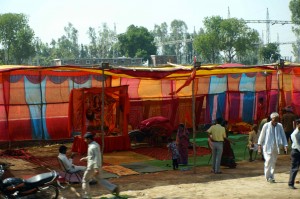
[1,144,299,199]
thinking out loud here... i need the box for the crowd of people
[245,104,300,189]
[57,103,300,198]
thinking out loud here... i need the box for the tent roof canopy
[1,62,297,80]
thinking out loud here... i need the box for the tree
[152,22,169,55]
[219,18,260,63]
[259,43,280,63]
[193,16,223,63]
[117,25,157,61]
[87,27,98,58]
[169,20,188,62]
[193,16,260,64]
[0,13,35,64]
[55,23,79,59]
[289,0,300,62]
[98,23,117,58]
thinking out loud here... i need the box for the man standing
[207,118,226,174]
[282,106,297,144]
[80,132,119,199]
[258,112,288,183]
[288,118,300,189]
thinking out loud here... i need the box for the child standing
[167,137,179,170]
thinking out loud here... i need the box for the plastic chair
[244,145,258,161]
[57,157,83,183]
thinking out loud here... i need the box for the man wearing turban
[258,112,288,183]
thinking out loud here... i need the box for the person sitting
[58,145,86,173]
[248,124,259,162]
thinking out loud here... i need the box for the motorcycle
[0,165,59,199]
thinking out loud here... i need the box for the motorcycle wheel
[35,185,59,199]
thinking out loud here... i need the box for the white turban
[270,112,279,119]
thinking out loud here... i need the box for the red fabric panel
[292,92,300,116]
[110,69,185,79]
[128,100,144,129]
[0,121,9,141]
[268,90,279,114]
[46,116,69,139]
[71,135,131,154]
[8,119,32,141]
[121,78,140,99]
[228,92,241,122]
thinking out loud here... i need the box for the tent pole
[192,71,197,174]
[101,67,105,162]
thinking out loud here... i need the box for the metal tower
[266,8,270,44]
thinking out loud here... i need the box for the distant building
[53,57,143,67]
[150,55,177,66]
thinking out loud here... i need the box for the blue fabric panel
[68,76,92,91]
[10,75,23,83]
[217,93,226,119]
[239,73,256,92]
[208,94,214,122]
[209,76,227,94]
[242,92,255,123]
[24,77,50,140]
[48,76,68,84]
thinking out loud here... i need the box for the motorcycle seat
[24,171,57,187]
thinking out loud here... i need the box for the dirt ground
[1,145,300,199]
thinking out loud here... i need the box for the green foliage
[0,13,35,64]
[259,43,281,63]
[290,0,300,25]
[193,16,260,64]
[289,0,300,62]
[117,25,157,61]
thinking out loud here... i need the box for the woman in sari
[221,121,237,168]
[176,124,190,165]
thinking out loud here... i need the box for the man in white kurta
[258,112,288,183]
[81,132,119,199]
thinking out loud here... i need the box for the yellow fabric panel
[282,73,292,91]
[138,79,162,98]
[270,73,279,90]
[175,79,193,97]
[228,74,241,91]
[111,77,121,87]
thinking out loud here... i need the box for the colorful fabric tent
[1,63,300,142]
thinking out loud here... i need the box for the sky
[0,0,297,59]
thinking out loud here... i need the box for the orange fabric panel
[228,74,241,91]
[45,78,70,103]
[293,74,300,91]
[270,73,278,90]
[9,77,26,105]
[255,73,267,91]
[138,79,163,99]
[196,77,210,95]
